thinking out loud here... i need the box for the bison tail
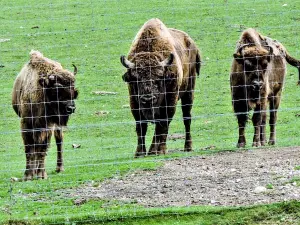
[285,52,300,85]
[196,51,201,77]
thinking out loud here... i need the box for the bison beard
[230,28,300,148]
[12,50,78,181]
[121,18,201,157]
[141,107,159,122]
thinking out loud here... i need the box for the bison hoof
[37,171,48,179]
[236,142,245,148]
[134,152,146,158]
[252,142,261,147]
[260,141,266,146]
[184,143,192,152]
[184,147,192,152]
[147,151,158,156]
[23,170,35,181]
[148,151,166,156]
[268,140,276,145]
[56,167,64,173]
[23,174,34,181]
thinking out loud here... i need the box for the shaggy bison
[12,50,78,180]
[230,28,300,148]
[120,18,201,157]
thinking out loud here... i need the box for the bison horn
[120,55,135,69]
[160,53,174,67]
[72,64,77,76]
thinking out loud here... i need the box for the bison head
[233,45,273,102]
[120,52,174,121]
[39,65,78,122]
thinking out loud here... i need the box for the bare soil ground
[64,147,300,207]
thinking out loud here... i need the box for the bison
[230,28,300,148]
[12,50,78,180]
[120,18,201,157]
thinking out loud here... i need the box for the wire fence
[1,0,300,223]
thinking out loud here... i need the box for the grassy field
[1,0,300,224]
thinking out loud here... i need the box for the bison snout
[140,94,157,104]
[251,81,263,91]
[66,105,76,114]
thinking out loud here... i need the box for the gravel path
[65,147,300,207]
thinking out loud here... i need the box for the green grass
[4,201,300,225]
[1,0,300,224]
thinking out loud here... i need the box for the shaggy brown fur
[230,28,300,148]
[12,50,78,180]
[120,18,201,157]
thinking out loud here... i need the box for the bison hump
[29,50,62,70]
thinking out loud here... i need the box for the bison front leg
[22,127,36,181]
[232,96,249,148]
[148,104,176,155]
[36,130,51,179]
[148,127,160,156]
[252,104,266,147]
[148,122,169,155]
[135,121,148,157]
[54,128,64,172]
[236,113,248,148]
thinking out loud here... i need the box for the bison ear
[161,53,174,67]
[120,55,135,69]
[233,53,244,64]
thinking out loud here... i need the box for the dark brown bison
[230,28,300,148]
[12,50,78,180]
[120,18,201,157]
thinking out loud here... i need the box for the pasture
[0,0,300,224]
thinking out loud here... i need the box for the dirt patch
[63,147,300,207]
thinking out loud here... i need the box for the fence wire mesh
[1,0,300,224]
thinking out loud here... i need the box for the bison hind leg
[36,130,52,179]
[181,92,193,152]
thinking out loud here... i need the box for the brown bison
[230,28,300,148]
[12,50,78,180]
[120,18,201,157]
